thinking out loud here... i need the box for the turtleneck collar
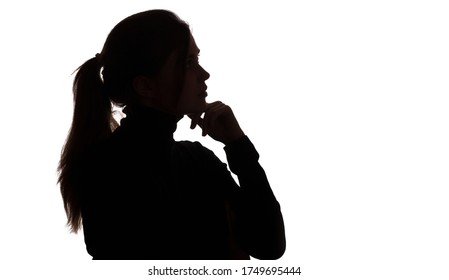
[119,105,180,141]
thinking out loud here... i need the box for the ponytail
[58,9,192,233]
[57,56,118,233]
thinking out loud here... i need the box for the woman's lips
[199,86,208,97]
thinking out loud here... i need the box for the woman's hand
[188,101,245,145]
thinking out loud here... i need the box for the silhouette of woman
[57,9,285,260]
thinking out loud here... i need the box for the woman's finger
[202,102,220,135]
[188,113,202,129]
[203,102,227,136]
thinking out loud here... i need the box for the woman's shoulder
[174,140,210,155]
[173,140,220,163]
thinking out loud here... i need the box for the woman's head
[97,10,189,106]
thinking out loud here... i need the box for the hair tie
[95,53,102,63]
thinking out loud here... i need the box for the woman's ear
[132,75,156,98]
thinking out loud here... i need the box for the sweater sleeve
[223,136,286,260]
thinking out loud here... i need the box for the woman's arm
[224,136,286,260]
[190,102,286,259]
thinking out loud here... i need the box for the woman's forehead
[188,34,200,54]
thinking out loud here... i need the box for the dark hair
[57,9,191,233]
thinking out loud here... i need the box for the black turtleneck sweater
[79,106,285,260]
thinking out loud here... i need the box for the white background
[0,0,448,279]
